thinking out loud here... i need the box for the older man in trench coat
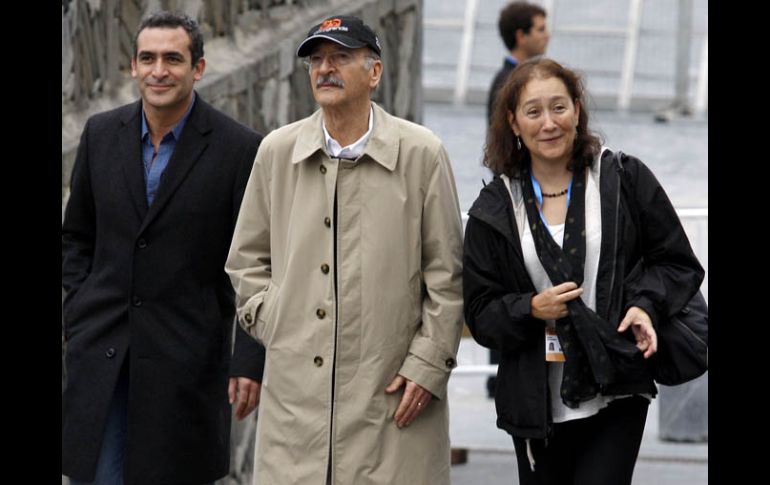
[226,15,464,485]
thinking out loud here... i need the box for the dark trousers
[68,363,213,485]
[70,364,129,485]
[513,395,649,485]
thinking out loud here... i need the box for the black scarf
[520,163,646,408]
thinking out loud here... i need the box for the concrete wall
[62,2,422,483]
[62,0,423,209]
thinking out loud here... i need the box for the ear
[131,57,138,78]
[515,28,527,45]
[193,57,206,81]
[507,110,519,136]
[369,59,383,89]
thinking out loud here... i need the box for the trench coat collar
[291,102,399,171]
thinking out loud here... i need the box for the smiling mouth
[541,135,562,142]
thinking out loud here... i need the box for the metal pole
[674,0,693,114]
[618,0,643,111]
[655,0,694,121]
[454,0,480,106]
[694,34,708,117]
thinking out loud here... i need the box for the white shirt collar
[323,106,374,159]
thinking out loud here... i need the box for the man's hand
[385,374,432,428]
[228,376,261,420]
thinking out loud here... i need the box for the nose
[317,56,336,74]
[542,113,557,130]
[151,59,168,78]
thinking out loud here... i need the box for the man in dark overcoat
[62,11,265,484]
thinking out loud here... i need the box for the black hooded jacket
[462,150,704,439]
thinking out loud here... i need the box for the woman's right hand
[531,282,584,320]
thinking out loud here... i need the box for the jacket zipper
[606,169,622,321]
[674,316,707,347]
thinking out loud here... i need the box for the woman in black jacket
[463,58,704,485]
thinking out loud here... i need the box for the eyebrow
[521,95,569,107]
[136,50,186,58]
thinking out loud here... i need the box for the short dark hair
[484,58,602,177]
[498,2,547,51]
[133,11,204,66]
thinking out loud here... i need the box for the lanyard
[530,173,573,228]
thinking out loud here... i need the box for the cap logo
[320,18,342,30]
[315,19,349,34]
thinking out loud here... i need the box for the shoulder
[259,114,315,153]
[389,114,444,155]
[85,101,140,133]
[196,97,263,144]
[605,147,657,184]
[468,177,508,216]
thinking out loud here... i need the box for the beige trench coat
[226,103,464,485]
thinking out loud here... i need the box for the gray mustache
[316,76,344,88]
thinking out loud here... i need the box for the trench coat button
[320,263,330,274]
[319,164,327,174]
[244,313,253,324]
[105,348,116,359]
[137,238,147,249]
[132,296,142,307]
[445,357,456,369]
[316,308,326,319]
[314,356,324,367]
[324,217,331,227]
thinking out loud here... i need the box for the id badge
[545,327,565,362]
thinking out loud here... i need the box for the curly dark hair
[484,57,601,177]
[499,2,547,51]
[133,11,204,66]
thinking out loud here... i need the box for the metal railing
[424,0,708,113]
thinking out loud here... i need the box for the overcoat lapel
[139,99,212,234]
[117,101,149,219]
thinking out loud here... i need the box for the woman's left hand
[618,306,658,358]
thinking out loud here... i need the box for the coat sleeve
[397,145,464,401]
[62,119,96,325]
[225,138,273,346]
[622,154,705,327]
[228,132,266,381]
[462,216,542,352]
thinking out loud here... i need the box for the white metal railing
[423,0,708,112]
[455,208,708,376]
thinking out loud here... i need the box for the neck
[143,95,192,142]
[323,101,371,147]
[531,158,572,186]
[510,47,529,63]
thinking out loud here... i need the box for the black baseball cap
[296,15,381,57]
